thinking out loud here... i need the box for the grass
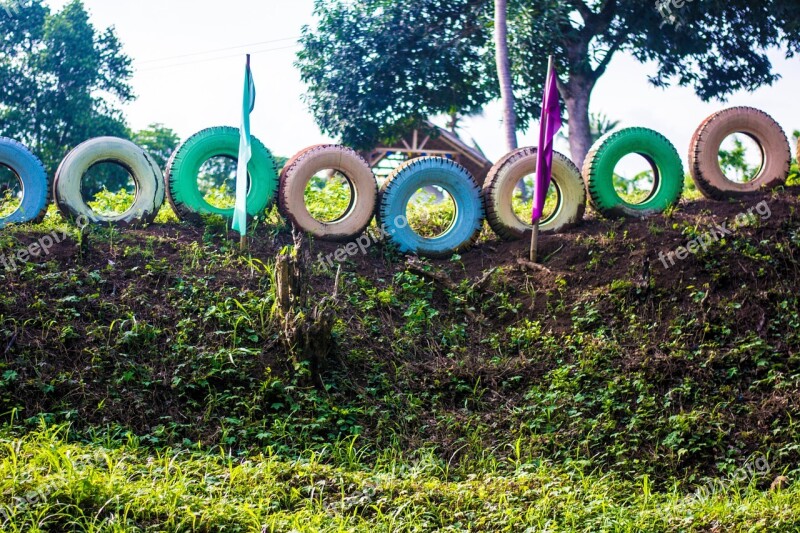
[305,173,354,223]
[2,184,800,530]
[1,424,797,532]
[511,177,559,225]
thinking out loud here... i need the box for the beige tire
[54,137,165,226]
[689,107,791,199]
[279,145,377,241]
[483,147,585,240]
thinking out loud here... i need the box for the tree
[299,1,800,168]
[718,136,757,182]
[789,130,799,185]
[0,0,134,177]
[297,0,496,150]
[494,0,517,152]
[505,0,800,166]
[133,124,180,171]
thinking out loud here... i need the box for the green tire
[165,127,278,222]
[583,127,684,218]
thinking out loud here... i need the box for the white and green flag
[232,55,256,236]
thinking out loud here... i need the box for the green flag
[232,55,256,236]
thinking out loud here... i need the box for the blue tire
[0,138,49,229]
[378,157,484,258]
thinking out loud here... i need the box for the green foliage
[718,135,758,182]
[297,0,495,149]
[304,173,354,223]
[132,123,180,171]
[300,0,800,153]
[0,0,134,176]
[510,178,558,223]
[3,186,800,529]
[406,188,457,238]
[85,188,135,217]
[508,0,800,124]
[613,169,655,204]
[0,167,21,218]
[1,424,797,532]
[789,130,799,186]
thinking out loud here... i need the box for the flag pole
[529,223,539,262]
[530,55,554,263]
[239,53,251,253]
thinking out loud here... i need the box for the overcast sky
[46,0,800,170]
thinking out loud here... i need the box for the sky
[45,0,800,172]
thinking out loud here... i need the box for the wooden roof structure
[361,121,494,184]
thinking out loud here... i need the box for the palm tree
[589,113,620,144]
[495,0,517,152]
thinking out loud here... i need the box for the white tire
[54,137,165,226]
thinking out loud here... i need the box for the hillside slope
[1,187,799,502]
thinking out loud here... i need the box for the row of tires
[1,107,798,258]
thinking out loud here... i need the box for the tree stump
[274,232,337,388]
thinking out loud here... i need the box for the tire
[583,127,684,218]
[165,127,278,223]
[483,147,585,240]
[378,157,484,258]
[0,138,49,228]
[54,137,164,226]
[689,107,791,199]
[279,144,327,176]
[279,145,377,241]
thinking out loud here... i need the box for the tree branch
[592,31,626,79]
[566,0,593,23]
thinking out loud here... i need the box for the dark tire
[689,107,791,199]
[378,157,484,258]
[279,145,377,241]
[483,147,585,240]
[583,127,684,218]
[0,138,49,228]
[54,137,164,226]
[165,127,278,223]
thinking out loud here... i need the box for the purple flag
[532,61,562,223]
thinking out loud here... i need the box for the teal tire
[378,157,484,258]
[583,127,684,218]
[0,138,49,228]
[165,127,278,223]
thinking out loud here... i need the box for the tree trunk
[562,76,594,169]
[494,0,517,152]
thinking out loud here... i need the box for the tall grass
[1,424,797,532]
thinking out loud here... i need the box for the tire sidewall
[587,128,683,218]
[380,158,483,258]
[0,138,49,228]
[167,127,277,220]
[484,147,585,239]
[690,107,790,197]
[279,145,377,241]
[54,137,165,226]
